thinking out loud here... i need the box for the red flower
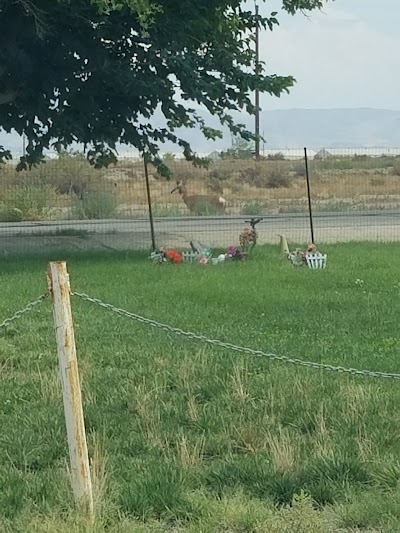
[166,250,183,264]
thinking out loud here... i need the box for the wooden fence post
[47,261,94,521]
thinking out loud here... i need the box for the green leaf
[0,0,332,170]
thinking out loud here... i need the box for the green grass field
[1,244,400,532]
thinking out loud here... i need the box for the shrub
[314,158,353,171]
[238,165,290,189]
[14,153,101,196]
[151,205,185,217]
[73,191,118,219]
[393,158,400,176]
[267,152,286,161]
[162,152,176,162]
[208,168,231,182]
[206,176,224,194]
[370,176,386,187]
[192,199,223,216]
[240,201,267,215]
[3,184,59,220]
[220,137,254,160]
[0,207,24,222]
[292,162,306,177]
[168,161,205,182]
[266,168,290,189]
[239,166,260,186]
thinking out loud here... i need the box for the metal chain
[0,293,49,331]
[73,292,400,381]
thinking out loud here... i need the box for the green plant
[239,166,260,185]
[7,153,101,195]
[50,152,100,195]
[240,201,268,215]
[314,200,353,213]
[3,184,59,220]
[73,191,118,219]
[206,176,224,194]
[262,492,333,532]
[151,205,185,217]
[1,1,325,169]
[0,206,24,222]
[192,199,223,215]
[221,136,254,160]
[265,168,290,188]
[162,152,176,162]
[118,461,196,520]
[238,165,290,189]
[393,159,400,176]
[370,176,386,187]
[267,152,286,161]
[292,161,306,177]
[313,158,354,171]
[208,168,231,182]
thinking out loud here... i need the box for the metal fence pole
[304,147,315,244]
[143,153,156,251]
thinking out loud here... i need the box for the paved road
[0,211,399,254]
[1,211,399,235]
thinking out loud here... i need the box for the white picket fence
[306,253,327,269]
[182,251,201,263]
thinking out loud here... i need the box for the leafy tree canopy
[0,0,331,171]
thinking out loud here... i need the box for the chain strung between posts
[0,293,49,331]
[73,292,400,381]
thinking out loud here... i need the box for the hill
[2,108,400,155]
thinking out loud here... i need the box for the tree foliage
[220,135,254,160]
[0,0,331,171]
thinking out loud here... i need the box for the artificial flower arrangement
[149,244,248,266]
[213,245,247,263]
[225,245,247,261]
[288,243,321,267]
[149,248,183,264]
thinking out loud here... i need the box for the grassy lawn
[1,243,400,532]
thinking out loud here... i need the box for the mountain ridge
[1,108,400,154]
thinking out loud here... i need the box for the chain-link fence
[1,147,400,254]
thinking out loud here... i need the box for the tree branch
[14,0,48,37]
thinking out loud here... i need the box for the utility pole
[254,3,260,161]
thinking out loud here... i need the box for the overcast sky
[258,0,399,110]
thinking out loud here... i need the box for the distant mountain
[257,108,400,149]
[2,108,400,155]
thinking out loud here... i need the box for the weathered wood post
[47,261,93,521]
